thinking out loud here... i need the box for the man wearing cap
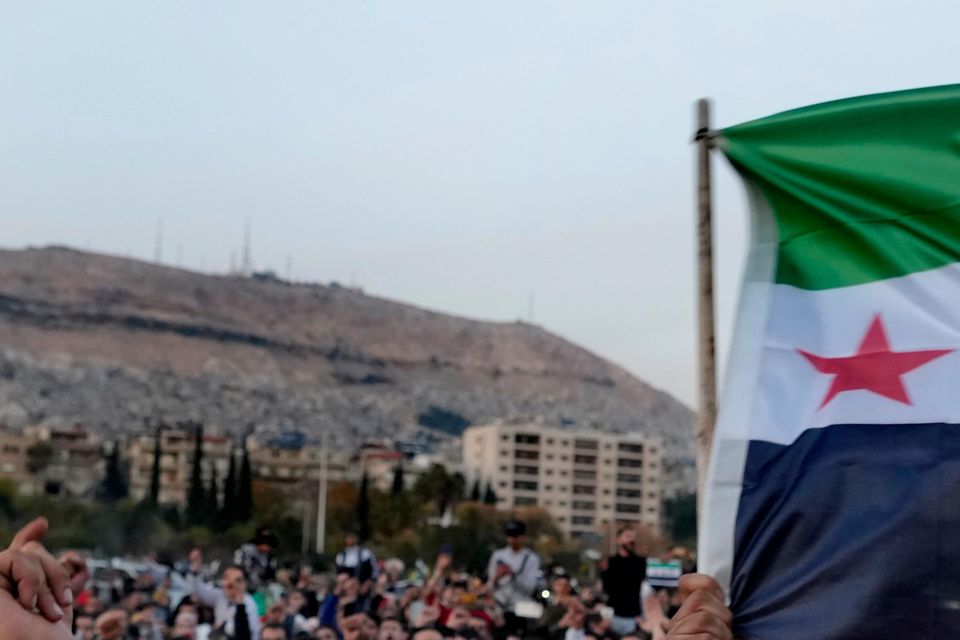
[486,520,541,635]
[234,526,279,591]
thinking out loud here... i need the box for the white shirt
[189,574,261,639]
[487,546,541,608]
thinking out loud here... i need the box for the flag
[701,84,960,639]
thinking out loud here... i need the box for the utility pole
[315,427,328,555]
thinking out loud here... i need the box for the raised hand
[5,518,74,623]
[664,574,734,640]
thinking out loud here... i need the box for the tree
[220,446,238,528]
[186,423,206,525]
[357,472,371,543]
[483,482,497,505]
[470,479,481,502]
[205,461,219,520]
[98,442,128,503]
[413,463,466,514]
[237,440,253,523]
[664,492,697,545]
[26,442,55,474]
[391,464,405,496]
[147,425,163,508]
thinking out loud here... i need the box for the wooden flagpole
[695,98,717,513]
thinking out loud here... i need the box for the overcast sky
[3,2,957,407]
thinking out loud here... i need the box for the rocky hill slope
[0,247,694,484]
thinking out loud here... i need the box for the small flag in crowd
[700,84,960,639]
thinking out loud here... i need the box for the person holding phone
[486,520,541,636]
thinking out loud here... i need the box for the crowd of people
[0,517,734,640]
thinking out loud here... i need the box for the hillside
[0,247,694,484]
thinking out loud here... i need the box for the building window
[499,466,508,473]
[574,439,598,450]
[513,480,538,491]
[571,515,594,525]
[616,503,641,514]
[545,454,554,461]
[617,458,643,469]
[515,433,541,445]
[499,481,508,488]
[501,434,510,441]
[545,469,554,476]
[559,470,569,476]
[544,484,553,491]
[546,438,554,445]
[500,450,510,457]
[514,496,537,506]
[572,500,596,511]
[617,488,642,498]
[617,473,642,483]
[574,455,597,465]
[574,470,596,480]
[618,443,644,454]
[572,485,595,495]
[514,465,538,476]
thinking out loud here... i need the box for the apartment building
[247,432,349,489]
[462,422,663,539]
[127,429,232,507]
[0,425,102,498]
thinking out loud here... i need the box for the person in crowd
[188,548,261,640]
[335,532,379,595]
[94,609,129,640]
[313,624,339,640]
[486,519,541,636]
[235,527,280,591]
[378,617,409,640]
[600,527,647,637]
[75,612,96,640]
[260,622,288,640]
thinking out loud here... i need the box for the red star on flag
[798,314,953,409]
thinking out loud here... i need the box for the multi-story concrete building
[128,429,232,507]
[0,425,102,498]
[247,432,349,489]
[462,421,663,539]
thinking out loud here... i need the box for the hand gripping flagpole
[695,98,717,520]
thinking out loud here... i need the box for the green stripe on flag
[720,84,960,291]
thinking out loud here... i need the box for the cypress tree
[237,440,253,523]
[205,461,219,520]
[186,423,205,525]
[357,471,371,542]
[483,482,498,505]
[99,441,129,503]
[220,446,238,527]
[147,425,163,508]
[470,479,481,502]
[391,464,405,496]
